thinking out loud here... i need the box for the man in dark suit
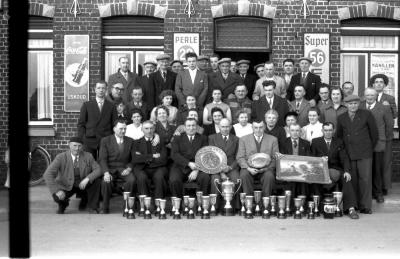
[251,80,289,127]
[209,118,240,212]
[287,57,321,107]
[237,120,279,197]
[371,74,397,195]
[288,85,311,127]
[207,58,243,101]
[108,56,139,104]
[99,119,136,214]
[361,88,393,203]
[133,120,168,199]
[175,52,208,107]
[311,122,359,219]
[170,118,210,198]
[43,137,103,214]
[336,95,378,214]
[136,60,157,107]
[106,82,125,105]
[237,60,257,99]
[78,81,118,160]
[226,84,252,124]
[148,54,177,109]
[126,86,150,121]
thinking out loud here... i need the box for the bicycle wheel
[29,146,51,186]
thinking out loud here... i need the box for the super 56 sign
[173,33,200,62]
[304,33,330,84]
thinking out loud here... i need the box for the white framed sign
[173,33,200,62]
[304,33,330,84]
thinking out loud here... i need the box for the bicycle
[28,145,51,186]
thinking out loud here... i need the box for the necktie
[73,156,80,185]
[326,141,331,151]
[268,98,272,107]
[189,136,193,143]
[146,138,152,154]
[368,104,372,110]
[296,102,300,112]
[293,140,297,148]
[73,156,78,168]
[257,136,262,143]
[98,101,103,112]
[124,72,128,81]
[162,71,166,82]
[223,73,228,80]
[241,74,245,79]
[223,136,228,142]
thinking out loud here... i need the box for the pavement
[1,184,400,258]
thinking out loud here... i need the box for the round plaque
[195,146,228,174]
[248,153,271,169]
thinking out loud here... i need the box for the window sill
[29,125,56,137]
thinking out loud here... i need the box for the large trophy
[201,196,210,219]
[139,195,146,217]
[298,195,307,216]
[173,197,182,219]
[209,194,217,216]
[270,195,277,216]
[313,195,320,217]
[214,178,242,216]
[254,191,262,216]
[245,195,254,219]
[284,190,292,216]
[187,197,196,219]
[144,197,152,219]
[333,191,343,217]
[170,196,177,216]
[277,196,286,219]
[123,191,130,217]
[182,196,189,216]
[294,198,302,219]
[154,198,161,217]
[239,193,246,216]
[307,201,315,219]
[262,197,270,219]
[127,196,135,219]
[196,191,203,216]
[159,199,167,219]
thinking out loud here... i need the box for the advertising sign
[304,33,330,84]
[173,33,200,62]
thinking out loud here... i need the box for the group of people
[43,52,397,220]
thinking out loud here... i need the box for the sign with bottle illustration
[64,35,89,112]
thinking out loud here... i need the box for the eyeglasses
[114,87,124,91]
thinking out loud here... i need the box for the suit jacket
[203,123,236,136]
[236,134,279,170]
[336,109,378,160]
[136,74,153,108]
[378,92,398,119]
[171,133,208,170]
[289,99,311,127]
[149,70,177,107]
[208,71,243,101]
[175,69,208,107]
[132,136,167,170]
[239,73,257,99]
[77,99,118,147]
[287,72,321,102]
[311,137,350,173]
[253,75,287,100]
[360,101,393,151]
[126,101,150,121]
[108,69,140,104]
[281,137,311,156]
[208,133,239,169]
[265,125,286,152]
[251,94,289,127]
[98,135,134,174]
[44,151,101,194]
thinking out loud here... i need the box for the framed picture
[276,153,331,184]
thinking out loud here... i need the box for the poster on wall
[304,33,330,84]
[370,53,398,127]
[173,33,200,63]
[64,35,89,112]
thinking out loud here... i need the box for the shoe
[360,208,372,214]
[376,195,384,203]
[100,208,110,214]
[88,208,99,214]
[56,200,69,214]
[348,209,359,219]
[382,189,388,196]
[78,199,88,211]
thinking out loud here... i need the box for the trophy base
[221,208,235,216]
[173,214,181,219]
[278,213,286,219]
[170,211,175,217]
[254,210,261,217]
[127,213,135,219]
[307,214,315,219]
[314,211,320,217]
[187,213,195,219]
[210,210,217,216]
[239,208,245,216]
[144,213,152,219]
[294,213,302,219]
[262,213,270,219]
[123,211,127,217]
[285,210,292,217]
[245,213,253,219]
[139,211,145,217]
[159,213,167,219]
[196,212,202,216]
[270,210,277,217]
[335,211,343,217]
[201,213,210,219]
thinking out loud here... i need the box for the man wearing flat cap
[336,94,378,214]
[136,60,157,108]
[170,60,183,74]
[287,57,321,107]
[148,53,177,110]
[237,60,257,99]
[44,137,103,214]
[197,55,212,73]
[208,57,243,102]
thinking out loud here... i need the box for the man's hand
[121,168,131,176]
[188,170,199,181]
[55,190,66,200]
[309,99,316,107]
[344,172,351,182]
[152,134,160,146]
[188,162,197,171]
[247,167,259,175]
[220,172,228,181]
[253,96,260,101]
[103,172,112,183]
[153,153,160,159]
[221,166,231,174]
[79,177,90,190]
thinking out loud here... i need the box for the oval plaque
[195,146,228,174]
[248,153,271,169]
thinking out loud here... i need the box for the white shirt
[126,124,144,140]
[233,123,253,138]
[71,154,79,164]
[254,134,264,143]
[302,122,323,142]
[301,72,309,78]
[266,95,274,107]
[377,92,383,102]
[214,124,221,134]
[188,68,197,84]
[115,135,124,144]
[367,101,376,110]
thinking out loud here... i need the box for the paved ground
[1,184,400,258]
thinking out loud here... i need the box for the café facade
[0,0,400,183]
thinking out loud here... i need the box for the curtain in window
[36,52,53,120]
[105,52,132,82]
[341,54,367,96]
[341,36,398,50]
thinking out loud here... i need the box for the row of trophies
[122,190,344,220]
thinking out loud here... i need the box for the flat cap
[217,58,232,65]
[298,57,313,64]
[156,53,171,61]
[237,60,250,66]
[69,137,83,144]
[343,94,360,102]
[198,55,209,61]
[170,59,183,66]
[143,60,157,66]
[254,63,265,71]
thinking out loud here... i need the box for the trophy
[154,198,161,217]
[173,197,182,219]
[284,190,292,216]
[277,196,286,219]
[139,195,146,217]
[144,197,152,219]
[187,197,196,219]
[298,195,307,216]
[270,195,277,217]
[239,193,247,216]
[262,197,270,219]
[254,191,262,216]
[127,196,135,219]
[201,196,210,219]
[214,178,242,216]
[294,198,302,219]
[245,196,254,219]
[159,199,167,219]
[313,195,321,217]
[209,194,217,216]
[170,196,177,216]
[196,191,203,216]
[183,196,189,216]
[307,201,315,219]
[333,192,343,217]
[123,191,130,217]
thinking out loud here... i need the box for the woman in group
[320,86,347,129]
[203,107,235,136]
[302,107,323,142]
[264,109,286,151]
[154,105,177,148]
[176,95,203,126]
[233,109,253,138]
[125,108,144,140]
[203,88,231,125]
[150,90,178,125]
